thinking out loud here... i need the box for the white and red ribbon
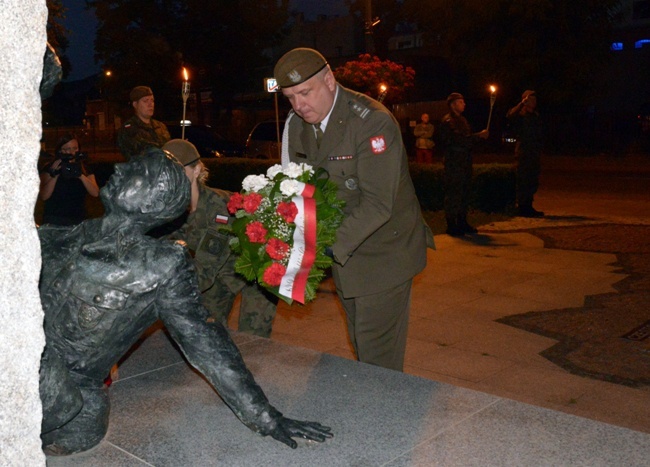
[279,182,317,304]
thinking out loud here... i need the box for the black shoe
[460,222,478,234]
[446,225,464,237]
[518,206,545,218]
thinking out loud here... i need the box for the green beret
[274,48,328,88]
[129,85,153,103]
[447,92,464,105]
[522,90,536,100]
[163,139,200,166]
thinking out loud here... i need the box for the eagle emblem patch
[370,136,386,154]
[288,69,302,83]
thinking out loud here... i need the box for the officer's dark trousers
[337,279,412,372]
[444,151,472,226]
[515,149,541,208]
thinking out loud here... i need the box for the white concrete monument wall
[0,0,48,464]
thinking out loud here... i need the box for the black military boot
[458,216,478,234]
[446,217,464,237]
[518,205,544,218]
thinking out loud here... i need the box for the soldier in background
[117,86,170,160]
[162,139,278,337]
[507,90,544,217]
[438,93,489,236]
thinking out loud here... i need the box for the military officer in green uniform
[274,48,434,372]
[117,86,170,160]
[162,139,278,337]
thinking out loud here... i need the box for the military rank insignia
[328,155,353,161]
[370,135,386,154]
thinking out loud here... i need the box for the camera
[56,151,87,178]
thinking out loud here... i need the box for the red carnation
[263,262,286,287]
[276,201,298,223]
[227,193,244,214]
[265,238,290,260]
[243,192,263,214]
[245,221,267,243]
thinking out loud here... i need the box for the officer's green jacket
[166,184,237,293]
[117,115,170,160]
[284,85,433,298]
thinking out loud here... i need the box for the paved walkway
[237,154,650,434]
[47,154,650,465]
[257,230,649,435]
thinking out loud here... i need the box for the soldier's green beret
[274,48,328,88]
[129,86,153,103]
[447,92,464,105]
[522,90,536,100]
[163,139,200,166]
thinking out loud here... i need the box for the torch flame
[489,85,496,94]
[182,67,189,81]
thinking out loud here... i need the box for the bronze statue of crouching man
[38,148,332,455]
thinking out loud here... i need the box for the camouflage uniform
[438,112,482,232]
[117,115,170,160]
[167,183,277,337]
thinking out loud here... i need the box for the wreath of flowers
[227,162,345,304]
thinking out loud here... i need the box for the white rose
[283,162,304,179]
[280,179,301,197]
[266,164,284,180]
[242,174,269,192]
[299,163,314,176]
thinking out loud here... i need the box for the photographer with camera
[39,133,99,226]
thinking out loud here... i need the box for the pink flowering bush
[333,54,415,105]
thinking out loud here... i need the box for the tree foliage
[345,0,406,57]
[399,0,622,107]
[334,54,415,105]
[46,0,70,77]
[87,0,289,119]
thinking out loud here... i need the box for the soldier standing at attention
[506,90,544,217]
[162,139,278,337]
[274,48,434,372]
[438,93,489,236]
[117,86,170,160]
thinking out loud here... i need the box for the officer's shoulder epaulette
[348,99,373,120]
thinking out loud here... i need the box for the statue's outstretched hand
[267,417,333,449]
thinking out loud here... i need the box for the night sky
[61,0,348,82]
[61,1,99,81]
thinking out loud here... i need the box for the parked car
[167,123,245,158]
[244,120,285,159]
